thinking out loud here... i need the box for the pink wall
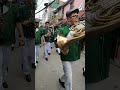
[57,0,85,19]
[63,0,85,19]
[57,1,64,18]
[73,0,85,10]
[63,4,70,19]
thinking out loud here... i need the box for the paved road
[35,46,85,90]
[5,45,120,90]
[7,48,35,90]
[6,46,85,90]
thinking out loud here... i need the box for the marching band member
[49,26,55,49]
[57,8,85,90]
[35,19,42,65]
[42,21,51,61]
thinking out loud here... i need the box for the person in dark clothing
[19,0,35,82]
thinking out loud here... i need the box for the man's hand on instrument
[47,30,51,36]
[44,31,51,37]
[73,28,85,37]
[70,31,85,42]
[57,35,68,48]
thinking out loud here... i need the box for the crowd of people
[0,0,85,90]
[35,8,85,90]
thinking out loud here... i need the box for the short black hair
[66,8,79,17]
[45,21,49,24]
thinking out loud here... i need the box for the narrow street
[7,48,35,90]
[6,46,85,90]
[35,46,85,90]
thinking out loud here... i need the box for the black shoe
[83,68,85,77]
[45,58,48,61]
[25,74,31,82]
[11,47,14,51]
[32,63,36,69]
[36,61,39,63]
[83,71,85,77]
[3,82,8,88]
[51,47,52,49]
[59,53,61,55]
[59,78,65,88]
[56,50,58,52]
[48,53,50,55]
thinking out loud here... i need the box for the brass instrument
[68,21,85,37]
[57,21,85,55]
[44,30,51,37]
[42,29,51,45]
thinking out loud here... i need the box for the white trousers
[44,42,51,58]
[50,42,54,48]
[21,38,35,75]
[35,45,39,65]
[61,61,74,90]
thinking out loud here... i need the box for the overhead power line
[35,0,55,14]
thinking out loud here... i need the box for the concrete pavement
[6,46,85,90]
[35,46,85,90]
[7,48,35,90]
[5,45,120,90]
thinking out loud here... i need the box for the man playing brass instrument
[58,8,85,90]
[42,21,51,61]
[57,11,85,55]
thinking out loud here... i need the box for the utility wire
[35,0,55,14]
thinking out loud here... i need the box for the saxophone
[57,21,85,55]
[42,28,51,45]
[44,28,51,37]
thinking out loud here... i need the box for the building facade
[52,0,85,26]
